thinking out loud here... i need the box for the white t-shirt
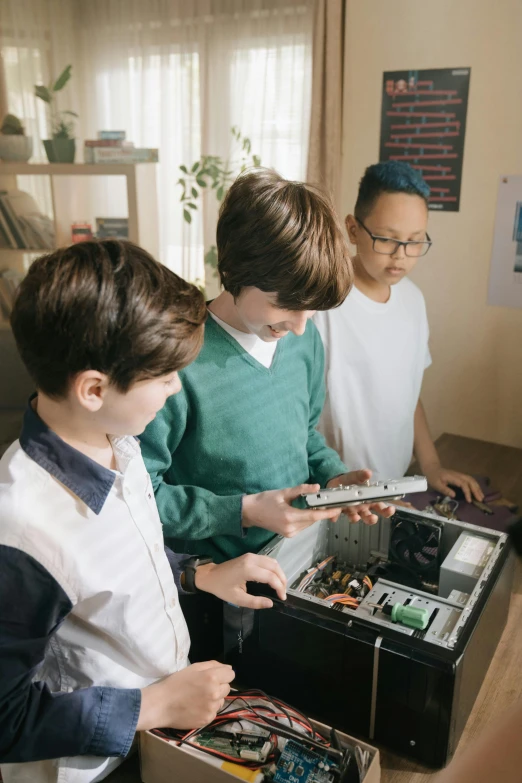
[208,311,277,368]
[314,278,431,479]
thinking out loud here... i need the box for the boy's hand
[389,498,415,510]
[424,464,484,504]
[326,469,396,525]
[137,661,234,731]
[194,554,287,609]
[242,484,342,538]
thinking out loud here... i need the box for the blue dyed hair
[354,161,430,219]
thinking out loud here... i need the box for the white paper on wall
[488,175,522,309]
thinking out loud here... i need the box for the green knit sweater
[140,316,347,562]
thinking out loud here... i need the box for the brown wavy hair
[11,239,207,398]
[216,168,353,310]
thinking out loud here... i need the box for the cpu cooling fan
[389,515,442,575]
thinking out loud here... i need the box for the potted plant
[34,65,78,163]
[178,127,261,277]
[0,114,33,161]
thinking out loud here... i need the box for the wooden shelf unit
[0,162,159,274]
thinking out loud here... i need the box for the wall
[341,0,522,449]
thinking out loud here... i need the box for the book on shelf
[2,192,38,249]
[98,130,126,141]
[0,190,55,250]
[85,139,131,147]
[83,139,135,163]
[71,222,93,243]
[0,267,23,320]
[0,288,10,321]
[0,219,11,249]
[96,217,129,239]
[0,202,18,248]
[87,147,159,164]
[0,195,26,248]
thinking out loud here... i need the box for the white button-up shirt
[0,402,191,783]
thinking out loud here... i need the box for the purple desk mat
[405,475,519,532]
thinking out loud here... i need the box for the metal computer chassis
[225,508,514,767]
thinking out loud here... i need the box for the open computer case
[225,508,514,767]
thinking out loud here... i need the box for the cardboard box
[140,718,380,783]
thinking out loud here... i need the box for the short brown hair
[11,240,206,398]
[216,168,353,310]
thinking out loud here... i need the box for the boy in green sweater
[141,169,394,564]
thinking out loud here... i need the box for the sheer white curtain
[76,0,313,286]
[0,0,314,285]
[0,0,77,218]
[199,2,313,287]
[74,2,204,284]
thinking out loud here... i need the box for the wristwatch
[182,556,213,594]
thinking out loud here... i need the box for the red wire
[156,692,331,761]
[222,694,320,736]
[219,711,316,738]
[218,708,312,728]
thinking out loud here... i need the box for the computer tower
[225,508,514,767]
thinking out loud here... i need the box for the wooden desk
[434,433,522,509]
[108,434,522,783]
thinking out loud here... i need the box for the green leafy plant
[178,127,261,272]
[1,114,25,135]
[34,64,78,139]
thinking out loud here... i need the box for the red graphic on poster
[379,68,471,212]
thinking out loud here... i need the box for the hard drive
[303,475,428,509]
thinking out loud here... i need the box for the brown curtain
[0,52,8,121]
[306,0,346,208]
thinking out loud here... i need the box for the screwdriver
[366,601,430,630]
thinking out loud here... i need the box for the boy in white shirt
[0,239,287,783]
[315,161,482,503]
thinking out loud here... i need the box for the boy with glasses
[315,161,482,503]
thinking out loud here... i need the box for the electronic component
[214,729,269,746]
[471,499,494,515]
[433,496,459,519]
[303,475,427,509]
[197,731,271,763]
[153,689,370,781]
[274,740,337,783]
[389,513,443,578]
[177,744,266,781]
[439,531,495,598]
[292,556,372,609]
[194,731,271,763]
[366,601,430,630]
[233,509,512,767]
[240,743,271,761]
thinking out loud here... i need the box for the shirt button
[170,597,177,608]
[154,543,160,553]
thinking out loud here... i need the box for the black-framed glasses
[356,217,432,258]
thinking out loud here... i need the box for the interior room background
[1,0,521,450]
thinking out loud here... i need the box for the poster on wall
[379,68,471,212]
[488,176,522,309]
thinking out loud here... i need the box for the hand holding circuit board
[241,469,398,538]
[304,474,429,524]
